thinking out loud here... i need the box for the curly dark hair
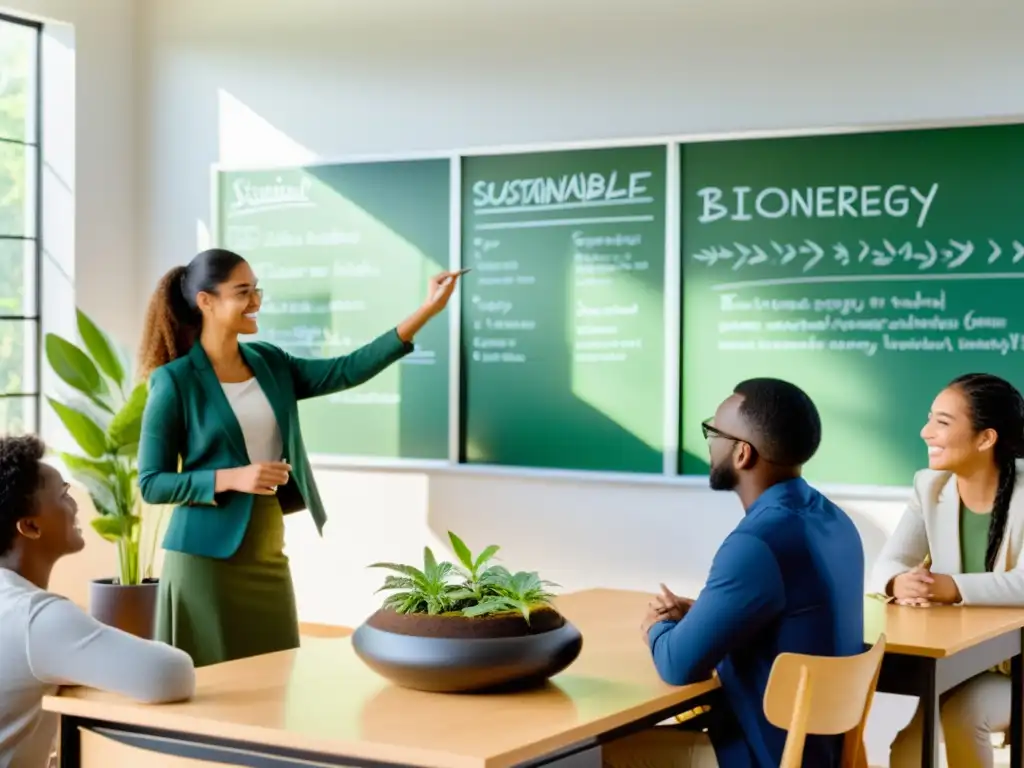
[0,434,47,555]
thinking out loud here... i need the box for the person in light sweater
[0,434,196,768]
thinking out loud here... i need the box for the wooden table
[865,596,1024,768]
[46,589,718,768]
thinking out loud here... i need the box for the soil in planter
[367,605,565,639]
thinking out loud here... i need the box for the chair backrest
[763,634,886,768]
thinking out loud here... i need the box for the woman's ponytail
[136,249,247,380]
[987,449,1019,571]
[136,265,201,380]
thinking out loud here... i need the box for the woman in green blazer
[136,248,462,666]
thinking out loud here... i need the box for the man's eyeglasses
[700,423,765,460]
[701,419,743,443]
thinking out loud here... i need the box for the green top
[959,502,992,574]
[137,330,413,560]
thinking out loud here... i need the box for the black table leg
[1011,634,1023,768]
[58,716,80,768]
[876,632,1024,768]
[920,662,939,768]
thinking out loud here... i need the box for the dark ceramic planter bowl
[352,606,584,693]
[89,578,159,640]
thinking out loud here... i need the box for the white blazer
[870,461,1024,606]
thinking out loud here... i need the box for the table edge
[43,677,720,768]
[877,620,1024,659]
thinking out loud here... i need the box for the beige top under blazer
[870,461,1024,606]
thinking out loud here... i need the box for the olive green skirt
[156,495,299,667]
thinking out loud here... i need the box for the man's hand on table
[641,583,694,642]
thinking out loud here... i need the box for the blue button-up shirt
[648,478,865,768]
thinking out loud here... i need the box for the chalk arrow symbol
[832,243,850,266]
[771,241,797,265]
[799,239,825,272]
[732,243,752,271]
[749,245,769,266]
[988,239,1002,264]
[943,239,973,269]
[693,246,733,267]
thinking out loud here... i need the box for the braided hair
[949,373,1024,571]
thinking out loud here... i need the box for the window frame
[0,11,43,435]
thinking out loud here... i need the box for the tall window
[0,14,41,435]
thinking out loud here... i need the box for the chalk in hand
[432,268,471,301]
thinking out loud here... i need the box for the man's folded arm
[648,532,785,685]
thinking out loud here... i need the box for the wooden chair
[763,635,887,768]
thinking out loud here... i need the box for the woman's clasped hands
[891,560,961,606]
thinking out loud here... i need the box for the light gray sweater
[0,569,196,768]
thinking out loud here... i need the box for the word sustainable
[695,183,940,229]
[472,171,653,210]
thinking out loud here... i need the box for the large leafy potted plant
[351,532,583,692]
[44,309,162,639]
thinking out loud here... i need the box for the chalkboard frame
[210,113,1024,498]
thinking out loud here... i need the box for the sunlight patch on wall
[568,270,663,451]
[463,435,486,463]
[249,170,440,457]
[803,370,917,483]
[217,88,316,165]
[214,89,451,459]
[284,470,434,627]
[680,278,912,484]
[195,217,211,251]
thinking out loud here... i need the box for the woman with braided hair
[871,372,1024,768]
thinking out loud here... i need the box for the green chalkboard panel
[680,123,1024,486]
[216,159,450,460]
[461,145,667,472]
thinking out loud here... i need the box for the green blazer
[138,328,413,559]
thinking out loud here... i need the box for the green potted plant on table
[44,309,163,639]
[351,532,583,692]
